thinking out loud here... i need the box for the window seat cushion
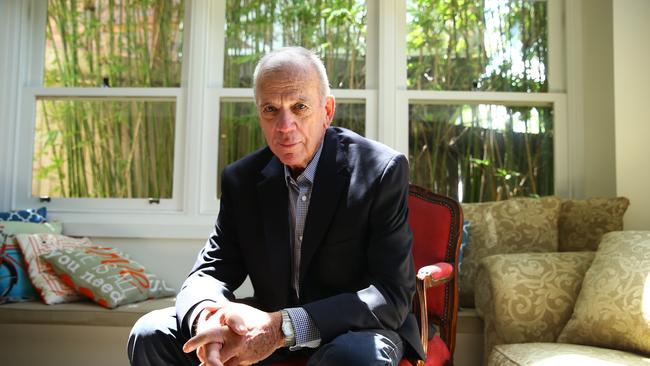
[488,342,650,366]
[0,297,174,327]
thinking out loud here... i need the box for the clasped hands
[183,301,284,366]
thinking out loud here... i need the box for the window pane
[406,0,548,92]
[409,103,553,202]
[33,98,176,198]
[44,0,184,87]
[217,99,365,193]
[224,0,367,89]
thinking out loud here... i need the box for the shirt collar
[284,139,324,186]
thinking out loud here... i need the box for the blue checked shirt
[282,141,324,349]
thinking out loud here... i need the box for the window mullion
[547,0,566,93]
[198,0,226,214]
[365,0,379,140]
[14,0,47,209]
[28,0,47,87]
[377,0,407,154]
[1,1,28,210]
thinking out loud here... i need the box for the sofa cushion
[0,221,62,238]
[475,252,595,364]
[0,207,48,223]
[558,197,629,251]
[41,245,175,308]
[557,231,650,355]
[459,196,561,307]
[15,233,93,305]
[488,342,650,366]
[0,222,63,303]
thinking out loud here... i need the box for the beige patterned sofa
[459,196,630,308]
[474,231,650,365]
[457,196,638,364]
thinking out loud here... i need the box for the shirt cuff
[284,307,321,349]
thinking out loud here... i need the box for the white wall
[613,0,650,230]
[581,0,617,198]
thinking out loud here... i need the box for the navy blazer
[176,127,425,360]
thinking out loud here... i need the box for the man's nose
[276,110,296,132]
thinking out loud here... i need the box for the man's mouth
[279,142,299,148]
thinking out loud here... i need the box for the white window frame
[15,0,188,212]
[0,0,577,239]
[378,0,572,199]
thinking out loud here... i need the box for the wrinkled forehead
[256,62,320,103]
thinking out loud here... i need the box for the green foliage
[35,0,553,203]
[34,0,183,198]
[409,104,554,202]
[224,0,367,89]
[407,0,552,202]
[406,0,547,92]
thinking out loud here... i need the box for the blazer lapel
[299,129,350,287]
[257,155,291,305]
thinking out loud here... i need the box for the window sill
[49,212,216,240]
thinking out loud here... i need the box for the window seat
[0,297,175,327]
[0,298,483,365]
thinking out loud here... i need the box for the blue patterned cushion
[458,220,470,282]
[0,207,47,223]
[0,241,38,303]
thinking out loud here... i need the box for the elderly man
[128,47,424,366]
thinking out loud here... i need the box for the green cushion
[41,246,175,308]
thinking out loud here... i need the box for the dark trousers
[127,307,404,366]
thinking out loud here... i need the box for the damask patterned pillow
[475,251,595,362]
[15,233,93,304]
[557,231,650,355]
[41,246,175,308]
[558,197,629,251]
[459,196,561,307]
[0,222,63,303]
[0,207,47,223]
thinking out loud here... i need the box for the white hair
[253,46,331,103]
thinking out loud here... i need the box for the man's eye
[294,103,307,111]
[263,106,276,113]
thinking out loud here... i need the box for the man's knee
[129,308,170,345]
[309,330,403,366]
[128,307,180,365]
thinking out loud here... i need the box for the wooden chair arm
[417,263,454,285]
[414,262,455,365]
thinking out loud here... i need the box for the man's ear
[324,95,336,127]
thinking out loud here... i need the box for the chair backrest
[407,184,463,356]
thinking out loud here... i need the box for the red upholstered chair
[271,185,463,366]
[401,185,463,366]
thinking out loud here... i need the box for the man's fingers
[183,333,206,353]
[224,311,247,335]
[183,328,223,353]
[197,344,206,363]
[205,342,224,366]
[223,355,242,366]
[218,327,245,363]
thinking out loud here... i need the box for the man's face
[256,65,335,172]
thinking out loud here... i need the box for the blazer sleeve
[175,170,247,339]
[303,153,415,342]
